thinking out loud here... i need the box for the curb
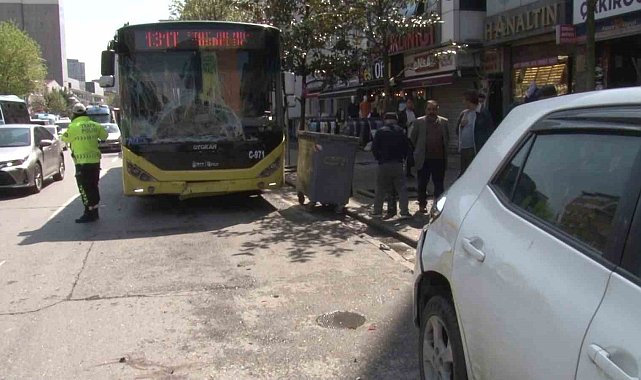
[284,178,419,247]
[344,207,418,247]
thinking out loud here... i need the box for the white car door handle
[588,344,639,380]
[462,238,486,262]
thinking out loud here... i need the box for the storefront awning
[402,73,455,89]
[319,86,363,99]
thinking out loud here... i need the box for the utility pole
[585,0,597,90]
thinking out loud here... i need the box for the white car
[414,88,641,380]
[99,123,121,152]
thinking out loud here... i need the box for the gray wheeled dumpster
[296,131,359,212]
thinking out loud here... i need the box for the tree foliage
[45,89,68,115]
[170,0,254,21]
[0,21,47,97]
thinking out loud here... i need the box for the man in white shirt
[456,89,495,176]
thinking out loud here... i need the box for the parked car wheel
[419,296,467,380]
[31,163,43,193]
[53,155,65,181]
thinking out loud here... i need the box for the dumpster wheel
[297,192,305,205]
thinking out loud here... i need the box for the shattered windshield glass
[119,49,277,146]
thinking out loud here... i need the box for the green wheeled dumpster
[296,131,359,212]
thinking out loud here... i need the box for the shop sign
[483,48,504,74]
[574,7,641,39]
[573,0,641,24]
[513,56,560,69]
[404,51,456,77]
[556,24,577,44]
[360,60,386,82]
[389,26,436,55]
[485,2,562,43]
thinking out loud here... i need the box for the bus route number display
[138,30,253,50]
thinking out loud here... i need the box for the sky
[63,0,173,80]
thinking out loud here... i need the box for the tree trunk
[585,0,596,91]
[299,93,307,131]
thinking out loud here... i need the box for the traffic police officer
[61,103,107,223]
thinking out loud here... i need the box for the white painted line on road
[0,260,6,268]
[47,194,79,223]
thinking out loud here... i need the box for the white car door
[451,116,641,379]
[576,153,641,380]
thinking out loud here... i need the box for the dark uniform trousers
[75,163,101,209]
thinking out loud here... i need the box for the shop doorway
[604,36,641,88]
[488,78,503,124]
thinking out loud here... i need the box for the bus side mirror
[284,72,295,96]
[99,76,115,88]
[101,50,115,76]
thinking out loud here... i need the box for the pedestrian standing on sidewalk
[409,100,449,213]
[359,95,371,119]
[61,103,108,223]
[371,112,411,220]
[456,89,494,176]
[398,98,417,178]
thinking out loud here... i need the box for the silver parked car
[0,125,65,193]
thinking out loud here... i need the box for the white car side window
[495,133,641,254]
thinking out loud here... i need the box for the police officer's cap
[72,103,87,115]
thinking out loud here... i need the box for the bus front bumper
[124,176,283,199]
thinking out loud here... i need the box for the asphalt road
[0,152,419,379]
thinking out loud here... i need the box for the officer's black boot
[75,207,98,223]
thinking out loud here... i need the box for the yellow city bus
[100,22,284,198]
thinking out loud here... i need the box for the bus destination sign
[137,30,254,50]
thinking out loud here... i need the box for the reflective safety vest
[61,115,108,164]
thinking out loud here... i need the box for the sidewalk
[284,145,459,246]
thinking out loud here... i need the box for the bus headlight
[126,162,157,182]
[259,157,281,178]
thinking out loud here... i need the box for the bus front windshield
[120,49,278,145]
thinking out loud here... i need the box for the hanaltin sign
[485,3,561,42]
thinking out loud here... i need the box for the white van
[0,95,30,125]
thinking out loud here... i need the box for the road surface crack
[67,242,94,301]
[0,243,95,317]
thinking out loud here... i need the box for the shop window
[513,62,569,101]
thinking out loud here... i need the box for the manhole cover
[316,311,366,330]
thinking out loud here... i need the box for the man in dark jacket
[409,100,449,213]
[456,89,495,176]
[371,112,411,219]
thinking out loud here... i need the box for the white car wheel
[420,296,467,380]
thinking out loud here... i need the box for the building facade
[0,0,67,87]
[309,0,487,138]
[483,0,572,121]
[573,0,641,92]
[67,58,86,82]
